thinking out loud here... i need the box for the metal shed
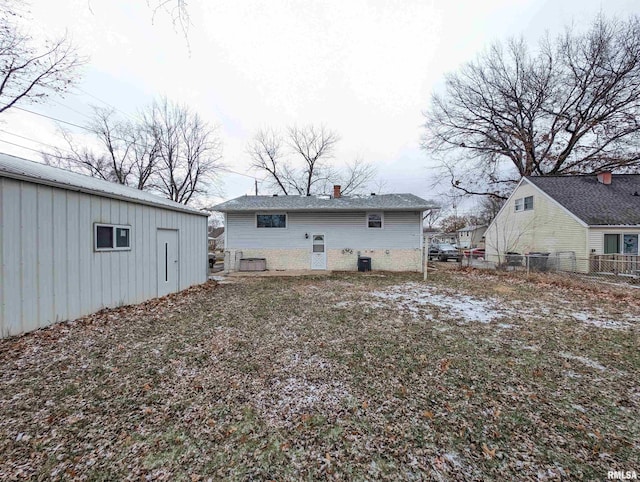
[0,153,209,338]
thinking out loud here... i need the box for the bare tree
[285,125,339,195]
[0,1,85,115]
[44,98,222,205]
[247,128,290,194]
[249,125,376,196]
[477,196,506,224]
[423,15,640,199]
[333,158,376,196]
[43,106,158,190]
[145,97,223,204]
[147,0,190,44]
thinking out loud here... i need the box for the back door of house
[311,234,327,270]
[157,229,179,296]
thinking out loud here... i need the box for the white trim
[94,223,132,252]
[589,224,640,228]
[366,211,384,229]
[310,233,327,270]
[255,212,288,229]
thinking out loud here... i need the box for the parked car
[463,247,485,259]
[208,252,217,269]
[429,243,462,262]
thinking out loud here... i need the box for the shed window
[95,224,131,251]
[257,214,286,228]
[367,212,383,228]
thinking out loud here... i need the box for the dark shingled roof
[526,175,640,226]
[212,193,436,212]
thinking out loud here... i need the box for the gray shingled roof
[0,153,207,216]
[526,175,640,225]
[213,193,436,212]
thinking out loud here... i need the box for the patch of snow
[370,282,502,323]
[570,311,631,330]
[443,452,463,468]
[210,275,234,284]
[560,352,606,371]
[497,323,513,329]
[563,370,582,379]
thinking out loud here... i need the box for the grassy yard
[0,270,638,480]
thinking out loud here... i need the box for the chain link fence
[458,251,640,289]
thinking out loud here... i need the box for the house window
[257,214,286,228]
[515,196,533,212]
[524,196,533,210]
[95,224,131,251]
[604,234,619,254]
[603,234,639,255]
[624,234,639,255]
[367,212,383,228]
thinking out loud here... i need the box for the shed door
[157,229,179,296]
[310,234,327,270]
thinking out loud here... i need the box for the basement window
[257,214,287,228]
[95,224,131,251]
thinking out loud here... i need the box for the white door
[157,229,179,296]
[311,234,327,270]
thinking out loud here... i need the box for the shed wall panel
[20,183,38,333]
[2,181,22,336]
[53,189,69,323]
[37,186,54,328]
[66,192,81,321]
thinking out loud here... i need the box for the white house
[485,173,640,272]
[456,224,487,249]
[213,186,435,272]
[0,154,209,338]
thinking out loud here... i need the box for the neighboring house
[485,172,640,272]
[430,232,457,246]
[0,153,209,338]
[213,185,435,272]
[457,224,487,249]
[422,227,440,247]
[208,227,225,251]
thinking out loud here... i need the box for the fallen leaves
[482,443,497,459]
[0,273,636,480]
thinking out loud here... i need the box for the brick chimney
[333,185,341,198]
[597,172,612,185]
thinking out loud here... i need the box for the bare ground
[0,269,638,480]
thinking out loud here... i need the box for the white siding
[588,227,640,254]
[0,177,208,338]
[227,211,423,250]
[485,180,587,259]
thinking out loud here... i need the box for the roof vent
[272,194,278,197]
[634,191,639,197]
[597,172,612,185]
[371,193,376,196]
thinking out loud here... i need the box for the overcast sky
[2,0,639,213]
